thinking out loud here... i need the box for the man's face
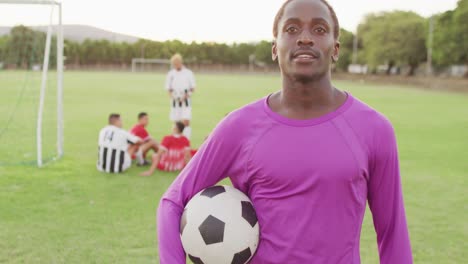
[172,124,179,134]
[272,0,340,82]
[172,58,183,70]
[114,118,123,128]
[139,115,149,126]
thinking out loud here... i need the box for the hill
[0,24,140,43]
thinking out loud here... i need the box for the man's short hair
[108,113,120,124]
[273,0,340,40]
[138,112,148,120]
[171,53,183,64]
[175,121,185,134]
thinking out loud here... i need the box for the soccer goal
[131,58,171,72]
[0,0,64,167]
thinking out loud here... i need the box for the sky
[0,0,460,43]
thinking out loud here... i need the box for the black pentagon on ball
[188,254,205,264]
[198,215,225,245]
[231,247,252,264]
[241,201,258,227]
[200,186,226,198]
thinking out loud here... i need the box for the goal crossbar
[0,0,60,5]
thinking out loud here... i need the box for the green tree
[6,25,40,68]
[453,0,468,64]
[358,11,427,75]
[231,43,256,64]
[0,35,8,62]
[432,0,468,69]
[336,29,354,72]
[432,11,457,67]
[254,40,273,65]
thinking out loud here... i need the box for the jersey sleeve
[98,128,105,145]
[157,114,243,263]
[165,71,172,91]
[189,70,196,90]
[132,126,149,141]
[125,130,140,144]
[160,136,172,151]
[368,119,413,263]
[141,128,150,141]
[183,137,190,149]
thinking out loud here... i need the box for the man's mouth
[292,50,319,62]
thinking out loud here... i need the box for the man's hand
[140,170,153,177]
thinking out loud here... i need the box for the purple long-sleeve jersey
[157,93,412,263]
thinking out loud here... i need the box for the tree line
[0,0,466,76]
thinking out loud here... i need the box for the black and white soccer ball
[180,185,260,264]
[171,89,185,101]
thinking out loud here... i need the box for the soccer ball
[180,185,260,264]
[172,89,185,101]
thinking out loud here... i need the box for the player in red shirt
[140,122,192,176]
[130,112,159,165]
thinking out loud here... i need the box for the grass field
[0,71,467,263]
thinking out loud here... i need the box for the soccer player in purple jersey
[157,0,413,263]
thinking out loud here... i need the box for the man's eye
[315,27,327,34]
[286,27,298,33]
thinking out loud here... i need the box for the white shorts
[170,98,192,121]
[97,151,132,173]
[121,153,132,172]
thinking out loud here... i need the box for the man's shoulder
[342,95,396,148]
[347,95,393,129]
[223,97,265,125]
[130,124,145,133]
[182,67,193,74]
[129,124,139,132]
[167,69,176,76]
[100,125,115,133]
[162,134,174,142]
[211,97,266,142]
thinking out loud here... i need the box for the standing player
[97,113,141,173]
[130,112,159,166]
[157,0,413,263]
[140,122,191,176]
[165,53,196,139]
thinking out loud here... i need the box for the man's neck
[269,72,346,120]
[281,73,335,110]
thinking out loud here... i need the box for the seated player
[130,112,159,166]
[140,122,192,176]
[97,113,141,173]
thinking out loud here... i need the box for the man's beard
[293,70,327,83]
[285,66,329,84]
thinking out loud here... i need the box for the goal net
[131,58,171,72]
[0,0,64,167]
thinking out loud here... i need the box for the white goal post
[0,0,64,167]
[131,58,170,72]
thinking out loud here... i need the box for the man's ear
[332,41,340,63]
[272,40,278,61]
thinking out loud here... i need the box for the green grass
[0,71,467,263]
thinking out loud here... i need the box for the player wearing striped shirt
[165,53,196,139]
[97,113,141,173]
